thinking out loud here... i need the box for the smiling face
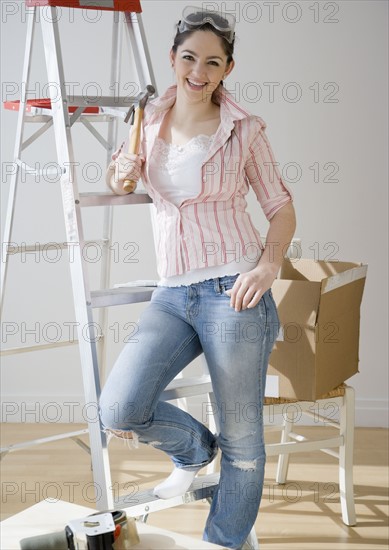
[170,30,235,104]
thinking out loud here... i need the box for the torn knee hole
[231,459,257,471]
[106,428,135,440]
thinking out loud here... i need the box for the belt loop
[213,277,222,294]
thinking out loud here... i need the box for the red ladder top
[25,0,142,12]
[4,99,100,114]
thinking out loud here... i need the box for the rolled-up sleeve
[245,117,294,221]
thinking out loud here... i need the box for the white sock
[153,467,200,499]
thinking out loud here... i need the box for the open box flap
[321,264,368,294]
[279,257,366,284]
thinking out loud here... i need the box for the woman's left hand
[225,265,277,312]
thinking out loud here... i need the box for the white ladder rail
[97,10,123,385]
[39,4,113,509]
[125,11,158,92]
[1,6,35,315]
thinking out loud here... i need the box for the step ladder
[1,0,226,523]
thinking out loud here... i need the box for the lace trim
[153,134,215,172]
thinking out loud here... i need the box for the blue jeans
[99,274,280,549]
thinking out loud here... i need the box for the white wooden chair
[263,383,356,526]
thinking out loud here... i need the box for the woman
[99,6,296,549]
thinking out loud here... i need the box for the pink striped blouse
[113,84,294,278]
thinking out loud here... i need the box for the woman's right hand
[106,153,145,195]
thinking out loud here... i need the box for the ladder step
[114,473,220,516]
[91,287,154,308]
[161,375,213,400]
[68,96,141,108]
[4,97,142,111]
[0,340,81,356]
[0,429,89,455]
[25,0,142,12]
[79,191,152,207]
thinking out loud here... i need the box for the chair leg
[339,386,356,526]
[276,415,293,484]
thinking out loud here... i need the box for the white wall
[1,1,388,427]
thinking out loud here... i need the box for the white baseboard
[1,395,388,428]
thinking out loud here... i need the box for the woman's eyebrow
[182,49,223,61]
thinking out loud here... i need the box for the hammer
[123,85,155,192]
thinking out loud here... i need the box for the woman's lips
[186,78,207,90]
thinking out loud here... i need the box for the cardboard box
[268,258,368,401]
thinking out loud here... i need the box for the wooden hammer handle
[123,107,143,192]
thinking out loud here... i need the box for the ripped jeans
[98,274,280,549]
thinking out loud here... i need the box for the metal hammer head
[139,85,156,110]
[124,85,155,124]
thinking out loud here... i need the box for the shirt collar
[145,84,251,124]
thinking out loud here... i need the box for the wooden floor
[1,424,388,549]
